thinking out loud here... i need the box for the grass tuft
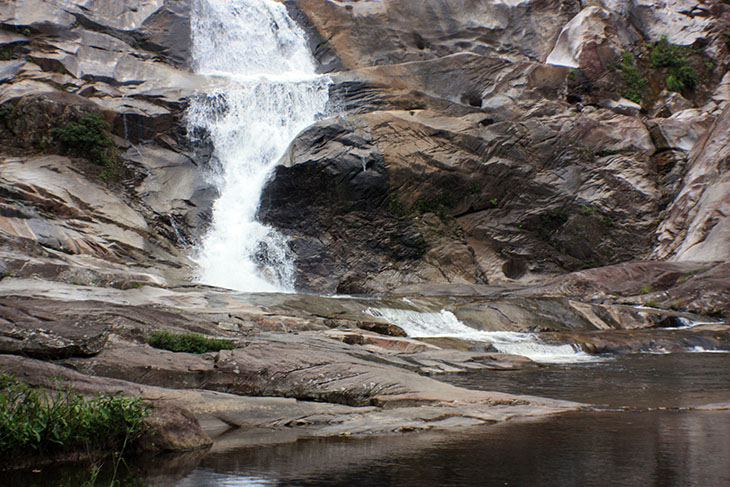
[147,330,236,354]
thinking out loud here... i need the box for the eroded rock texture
[256,0,730,294]
[0,0,213,288]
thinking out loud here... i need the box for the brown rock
[135,403,213,452]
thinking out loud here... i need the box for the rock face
[0,0,213,288]
[653,105,730,262]
[257,0,730,293]
[258,1,730,294]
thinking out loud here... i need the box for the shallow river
[10,353,730,486]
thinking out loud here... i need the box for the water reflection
[443,353,730,409]
[149,410,730,487]
[8,355,730,486]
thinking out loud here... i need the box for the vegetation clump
[0,103,14,121]
[0,375,149,461]
[616,52,648,104]
[411,192,458,219]
[147,330,236,354]
[538,209,569,241]
[50,113,120,180]
[648,36,698,93]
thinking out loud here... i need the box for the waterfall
[187,0,330,292]
[365,307,602,364]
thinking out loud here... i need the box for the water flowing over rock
[187,0,330,292]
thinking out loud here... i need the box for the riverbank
[1,275,728,467]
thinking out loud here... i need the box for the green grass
[147,330,236,354]
[0,375,149,460]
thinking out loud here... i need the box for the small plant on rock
[0,103,14,121]
[147,330,236,354]
[50,112,120,181]
[617,52,648,104]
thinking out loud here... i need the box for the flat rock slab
[0,298,108,358]
[0,354,580,441]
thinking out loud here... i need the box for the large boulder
[546,6,641,78]
[260,104,660,293]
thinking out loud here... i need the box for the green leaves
[0,375,149,459]
[648,36,698,93]
[50,113,121,180]
[147,330,236,354]
[617,52,647,104]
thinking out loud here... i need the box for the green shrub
[386,194,406,217]
[412,192,458,219]
[648,36,698,93]
[50,113,120,180]
[0,375,149,458]
[663,64,698,93]
[618,52,648,104]
[147,330,236,354]
[538,209,569,241]
[0,103,14,121]
[580,205,596,216]
[648,36,695,69]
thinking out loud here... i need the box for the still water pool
[10,354,730,486]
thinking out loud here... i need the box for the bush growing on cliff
[648,36,698,93]
[50,112,120,180]
[616,52,647,104]
[147,330,236,354]
[0,103,14,126]
[0,375,149,461]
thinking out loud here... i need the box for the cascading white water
[365,307,602,364]
[187,0,330,292]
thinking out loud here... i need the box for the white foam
[188,0,330,292]
[365,307,602,364]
